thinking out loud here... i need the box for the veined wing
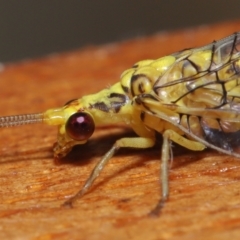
[154,32,240,110]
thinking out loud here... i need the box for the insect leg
[62,137,155,208]
[150,129,205,216]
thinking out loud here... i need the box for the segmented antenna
[0,113,44,127]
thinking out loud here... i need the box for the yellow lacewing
[1,32,240,215]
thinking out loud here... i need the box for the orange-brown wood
[1,21,240,240]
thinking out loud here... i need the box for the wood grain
[1,20,240,240]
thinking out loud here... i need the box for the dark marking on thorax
[91,93,128,113]
[121,84,130,94]
[90,102,110,112]
[108,93,128,113]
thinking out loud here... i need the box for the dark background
[1,1,240,63]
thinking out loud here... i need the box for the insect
[1,32,240,215]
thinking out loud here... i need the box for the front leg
[62,137,155,208]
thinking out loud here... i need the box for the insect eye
[65,112,95,141]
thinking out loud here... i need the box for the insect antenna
[0,113,44,128]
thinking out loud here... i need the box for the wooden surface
[1,21,240,240]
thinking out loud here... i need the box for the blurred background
[1,0,240,63]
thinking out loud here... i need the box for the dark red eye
[66,112,95,141]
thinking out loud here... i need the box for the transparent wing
[138,33,240,157]
[154,32,240,107]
